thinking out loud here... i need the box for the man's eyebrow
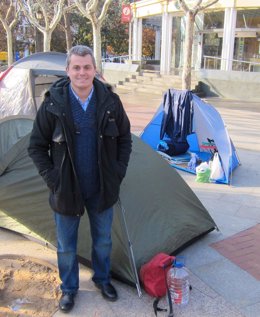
[72,64,92,67]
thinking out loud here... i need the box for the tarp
[0,53,217,293]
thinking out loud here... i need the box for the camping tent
[141,89,240,184]
[0,53,217,295]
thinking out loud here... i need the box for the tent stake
[118,198,143,298]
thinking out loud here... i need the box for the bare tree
[62,0,77,51]
[18,0,65,52]
[178,0,219,90]
[0,0,20,65]
[63,6,72,51]
[74,0,113,72]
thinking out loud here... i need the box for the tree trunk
[64,10,72,51]
[182,12,194,90]
[92,23,102,73]
[43,31,52,52]
[7,28,13,66]
[35,28,43,52]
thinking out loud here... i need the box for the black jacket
[28,77,132,216]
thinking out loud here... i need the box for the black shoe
[59,292,75,313]
[95,282,118,302]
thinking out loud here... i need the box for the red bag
[140,253,175,298]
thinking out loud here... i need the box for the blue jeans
[54,195,113,294]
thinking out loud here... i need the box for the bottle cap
[174,261,184,268]
[174,256,185,268]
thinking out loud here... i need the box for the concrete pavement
[0,90,259,317]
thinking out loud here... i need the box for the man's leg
[87,205,113,285]
[86,196,117,301]
[54,212,80,311]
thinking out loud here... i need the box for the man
[28,45,132,313]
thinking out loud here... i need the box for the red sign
[121,4,131,23]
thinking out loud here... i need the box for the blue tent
[141,89,240,184]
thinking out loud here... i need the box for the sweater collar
[69,84,95,111]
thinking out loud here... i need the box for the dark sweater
[70,89,100,199]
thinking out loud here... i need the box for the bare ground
[0,255,61,317]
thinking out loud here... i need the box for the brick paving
[211,224,260,280]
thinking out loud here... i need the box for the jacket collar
[47,76,112,108]
[46,76,114,130]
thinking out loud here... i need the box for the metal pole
[117,198,142,298]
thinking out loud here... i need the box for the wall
[102,62,139,85]
[196,69,260,101]
[102,62,260,101]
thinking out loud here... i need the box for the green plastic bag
[195,162,211,183]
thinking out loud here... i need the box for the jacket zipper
[60,111,84,216]
[96,101,114,212]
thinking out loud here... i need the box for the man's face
[66,54,96,92]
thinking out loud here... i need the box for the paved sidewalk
[0,91,260,317]
[119,91,260,317]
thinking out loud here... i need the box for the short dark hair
[66,45,96,68]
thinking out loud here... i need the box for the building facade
[130,0,260,74]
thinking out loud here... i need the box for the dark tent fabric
[0,52,217,295]
[0,127,217,288]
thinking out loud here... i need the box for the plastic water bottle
[167,259,190,306]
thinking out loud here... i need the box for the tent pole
[117,198,143,298]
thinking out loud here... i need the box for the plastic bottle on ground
[167,259,190,306]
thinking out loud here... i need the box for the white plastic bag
[210,152,224,181]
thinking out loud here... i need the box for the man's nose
[79,68,85,75]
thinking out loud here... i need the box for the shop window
[203,33,222,56]
[234,9,260,69]
[142,16,161,61]
[236,9,260,28]
[204,11,224,29]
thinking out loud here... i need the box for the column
[179,16,186,68]
[221,8,237,71]
[160,12,173,74]
[137,19,142,60]
[193,13,204,70]
[132,17,142,61]
[128,21,132,62]
[155,28,161,60]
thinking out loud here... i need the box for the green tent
[0,53,217,295]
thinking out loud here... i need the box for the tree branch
[98,0,112,23]
[196,0,219,13]
[6,1,14,21]
[50,0,65,30]
[87,0,98,14]
[19,0,43,31]
[0,13,8,29]
[178,0,219,15]
[1,1,20,31]
[9,9,20,30]
[74,0,91,19]
[63,3,77,13]
[178,0,189,14]
[40,4,50,29]
[193,0,203,8]
[19,0,65,33]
